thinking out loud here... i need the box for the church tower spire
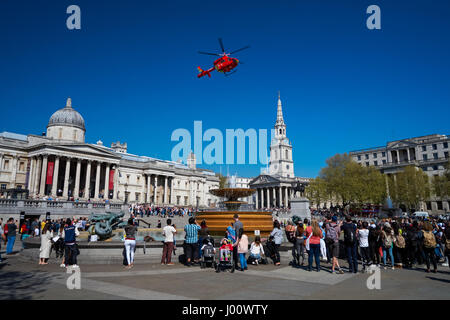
[268,93,294,178]
[275,92,286,139]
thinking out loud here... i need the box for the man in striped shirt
[184,217,201,266]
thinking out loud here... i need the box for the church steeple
[268,92,294,178]
[275,92,286,139]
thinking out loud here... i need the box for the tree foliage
[388,165,430,211]
[307,153,386,209]
[431,159,450,199]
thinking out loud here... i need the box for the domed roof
[47,98,85,131]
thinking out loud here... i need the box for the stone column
[278,186,282,207]
[11,155,18,188]
[164,176,168,204]
[266,188,270,208]
[73,159,81,199]
[407,149,411,162]
[396,150,400,163]
[113,166,119,200]
[255,188,259,209]
[28,157,35,193]
[170,177,175,205]
[51,156,60,197]
[104,164,110,200]
[94,162,101,199]
[153,175,158,204]
[146,175,151,203]
[33,156,42,196]
[63,157,71,198]
[39,155,48,196]
[284,186,288,207]
[85,160,91,199]
[0,153,3,172]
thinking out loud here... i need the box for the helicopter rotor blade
[198,51,221,56]
[229,46,250,55]
[218,38,226,53]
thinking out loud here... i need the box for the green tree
[432,159,450,199]
[217,174,228,189]
[305,177,328,208]
[389,166,430,212]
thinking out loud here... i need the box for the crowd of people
[2,210,449,277]
[128,204,194,218]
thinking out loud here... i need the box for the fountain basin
[196,211,273,236]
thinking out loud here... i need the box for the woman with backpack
[381,224,395,270]
[422,222,437,273]
[293,221,305,267]
[392,222,406,269]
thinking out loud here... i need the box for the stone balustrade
[0,199,127,218]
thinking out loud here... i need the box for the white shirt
[358,229,369,248]
[250,242,265,256]
[162,225,176,242]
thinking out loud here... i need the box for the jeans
[360,247,370,269]
[382,246,394,267]
[124,239,136,265]
[293,239,305,265]
[308,243,321,271]
[346,243,358,272]
[64,244,77,266]
[239,253,247,269]
[273,244,281,264]
[198,238,203,259]
[6,236,16,254]
[250,253,261,260]
[423,247,437,271]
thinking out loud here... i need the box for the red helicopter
[197,38,250,78]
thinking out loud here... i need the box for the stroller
[215,238,235,273]
[200,236,217,269]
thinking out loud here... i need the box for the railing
[0,199,127,212]
[0,199,18,207]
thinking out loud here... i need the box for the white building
[249,94,310,208]
[349,134,450,214]
[0,98,220,208]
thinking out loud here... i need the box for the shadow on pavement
[0,271,54,300]
[425,276,450,284]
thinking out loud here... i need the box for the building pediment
[32,143,121,160]
[387,140,417,149]
[249,174,281,185]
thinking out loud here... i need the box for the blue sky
[0,0,449,178]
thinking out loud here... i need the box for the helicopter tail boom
[197,66,214,78]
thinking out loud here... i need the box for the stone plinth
[290,197,311,221]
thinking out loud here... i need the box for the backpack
[285,230,295,244]
[423,231,436,248]
[326,223,339,243]
[395,234,406,249]
[383,232,392,249]
[344,223,356,245]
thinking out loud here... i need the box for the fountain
[196,188,274,236]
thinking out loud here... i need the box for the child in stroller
[200,236,216,269]
[216,238,235,273]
